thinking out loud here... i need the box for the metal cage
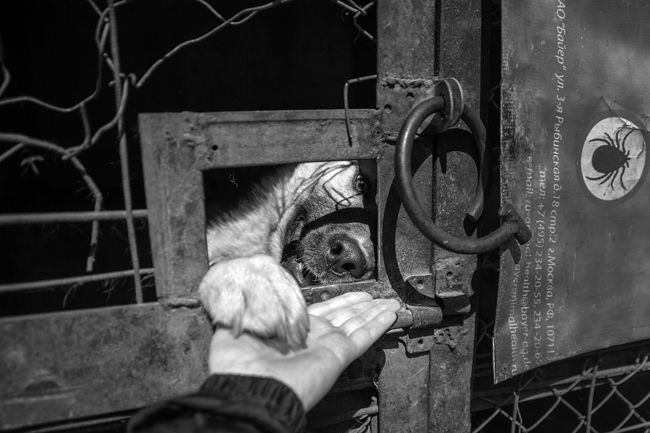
[1,1,649,432]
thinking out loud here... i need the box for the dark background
[0,0,376,315]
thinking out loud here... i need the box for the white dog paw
[198,254,309,351]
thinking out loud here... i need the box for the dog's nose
[326,234,367,278]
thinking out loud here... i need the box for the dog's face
[281,161,376,287]
[201,160,376,350]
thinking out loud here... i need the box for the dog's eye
[354,174,367,193]
[294,211,306,223]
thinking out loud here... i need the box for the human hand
[208,292,400,410]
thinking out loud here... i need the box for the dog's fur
[199,161,375,351]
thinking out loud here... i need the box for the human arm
[128,292,399,433]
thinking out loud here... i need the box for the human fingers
[308,298,400,344]
[308,291,373,317]
[320,301,397,365]
[340,299,400,341]
[323,300,376,327]
[345,304,398,356]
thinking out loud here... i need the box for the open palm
[208,292,400,410]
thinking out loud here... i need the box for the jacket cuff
[128,374,306,433]
[199,374,306,433]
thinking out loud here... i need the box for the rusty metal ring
[395,95,531,254]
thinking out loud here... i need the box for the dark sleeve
[127,374,306,433]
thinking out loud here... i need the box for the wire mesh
[1,0,379,427]
[0,0,376,309]
[472,317,650,433]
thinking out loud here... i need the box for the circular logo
[579,116,647,201]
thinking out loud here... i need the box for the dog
[199,161,375,351]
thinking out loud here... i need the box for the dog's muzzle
[325,232,368,278]
[282,208,375,286]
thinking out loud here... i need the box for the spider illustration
[586,127,637,191]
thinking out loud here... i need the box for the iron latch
[394,78,532,254]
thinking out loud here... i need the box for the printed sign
[494,0,650,382]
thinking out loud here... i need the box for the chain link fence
[472,318,650,433]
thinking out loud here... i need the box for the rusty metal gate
[1,1,650,432]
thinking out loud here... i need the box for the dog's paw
[198,254,309,351]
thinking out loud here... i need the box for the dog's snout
[326,234,367,278]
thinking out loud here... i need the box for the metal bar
[301,280,390,304]
[0,132,104,272]
[375,1,439,431]
[509,389,520,433]
[344,75,377,146]
[586,364,599,433]
[0,209,148,225]
[0,268,154,294]
[425,0,483,431]
[378,344,430,432]
[108,0,143,303]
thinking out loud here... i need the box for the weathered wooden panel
[495,0,650,382]
[139,109,380,301]
[0,304,210,429]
